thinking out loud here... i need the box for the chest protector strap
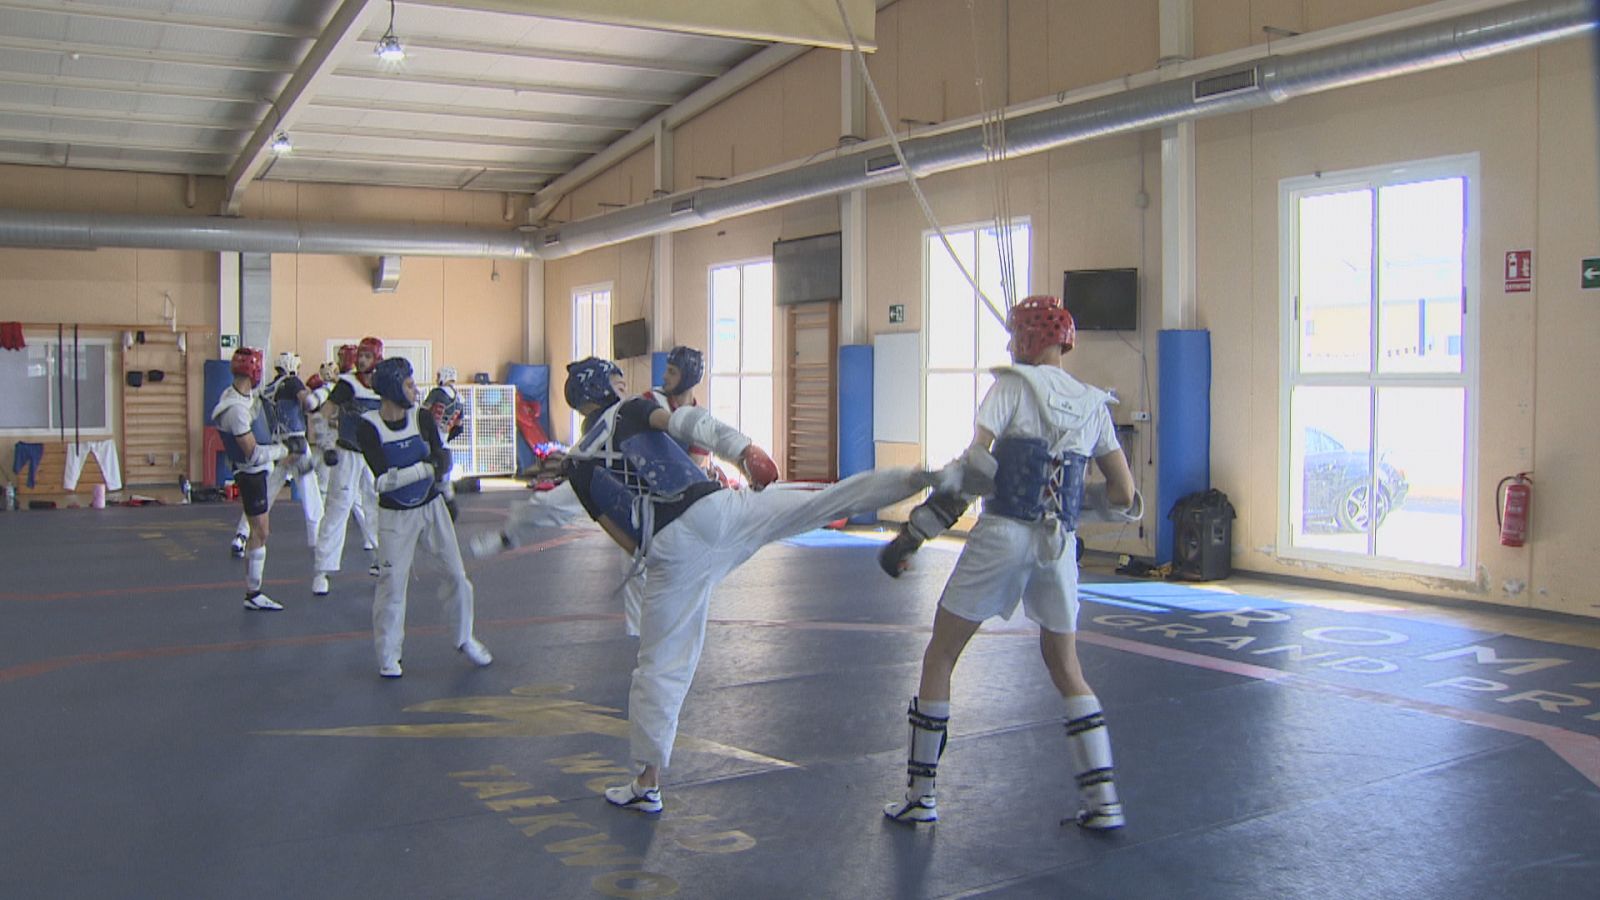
[588,466,645,545]
[988,436,1090,530]
[619,430,710,501]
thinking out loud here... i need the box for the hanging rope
[969,0,1020,310]
[832,0,1009,329]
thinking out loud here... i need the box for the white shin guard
[905,697,949,798]
[245,546,266,592]
[1064,694,1124,829]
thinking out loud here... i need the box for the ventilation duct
[526,0,1597,258]
[372,255,401,293]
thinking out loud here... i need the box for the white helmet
[274,351,301,374]
[436,366,458,385]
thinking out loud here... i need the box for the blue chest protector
[364,409,434,509]
[576,408,711,545]
[987,436,1089,530]
[337,374,383,447]
[266,376,307,437]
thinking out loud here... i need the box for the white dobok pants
[235,456,323,546]
[315,446,379,573]
[373,496,476,667]
[629,467,929,770]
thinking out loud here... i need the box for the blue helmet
[372,356,414,407]
[665,345,703,394]
[565,357,622,410]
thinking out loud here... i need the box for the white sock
[906,697,949,799]
[246,546,266,592]
[1063,694,1118,810]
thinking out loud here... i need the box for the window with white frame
[571,284,612,440]
[924,222,1030,467]
[708,260,774,453]
[0,335,113,434]
[1280,155,1476,577]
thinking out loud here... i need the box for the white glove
[375,460,433,494]
[1080,482,1144,524]
[248,441,287,468]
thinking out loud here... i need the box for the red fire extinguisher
[1497,472,1533,547]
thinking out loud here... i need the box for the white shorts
[938,514,1080,634]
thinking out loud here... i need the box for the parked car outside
[1302,428,1410,533]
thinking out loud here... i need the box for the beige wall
[0,169,530,487]
[540,0,1600,619]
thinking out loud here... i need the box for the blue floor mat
[779,529,882,549]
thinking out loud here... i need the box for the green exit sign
[889,304,905,324]
[1583,258,1600,290]
[220,334,239,348]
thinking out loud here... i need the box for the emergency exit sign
[220,334,238,348]
[1583,258,1600,290]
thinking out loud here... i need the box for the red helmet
[230,347,264,388]
[1006,295,1076,362]
[336,344,358,373]
[357,336,384,367]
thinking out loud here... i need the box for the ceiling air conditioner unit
[372,255,401,293]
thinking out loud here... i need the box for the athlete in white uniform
[879,295,1142,831]
[355,356,491,678]
[312,337,384,596]
[211,348,291,611]
[473,357,968,815]
[228,352,323,550]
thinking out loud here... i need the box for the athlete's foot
[378,660,403,678]
[311,572,330,596]
[1067,802,1125,831]
[603,780,662,814]
[243,591,284,611]
[229,533,247,558]
[883,794,938,824]
[458,638,493,667]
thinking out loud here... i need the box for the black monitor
[612,318,649,359]
[774,232,841,306]
[1063,268,1139,331]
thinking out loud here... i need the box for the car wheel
[1335,484,1392,532]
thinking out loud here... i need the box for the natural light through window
[708,260,774,455]
[571,284,611,442]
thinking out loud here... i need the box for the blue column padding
[505,364,552,468]
[838,344,876,524]
[651,352,668,391]
[1156,329,1211,565]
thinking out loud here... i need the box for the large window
[1280,156,1476,577]
[571,284,612,440]
[924,222,1030,466]
[0,335,113,434]
[708,260,774,453]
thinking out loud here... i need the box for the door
[785,300,837,481]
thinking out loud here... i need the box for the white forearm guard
[667,406,752,462]
[1081,482,1145,524]
[501,481,585,545]
[304,384,332,411]
[376,460,432,494]
[247,442,286,469]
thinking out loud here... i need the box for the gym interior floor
[3,489,1597,900]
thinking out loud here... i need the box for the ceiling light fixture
[375,0,406,61]
[264,96,292,153]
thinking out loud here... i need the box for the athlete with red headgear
[211,347,292,611]
[311,336,385,595]
[879,295,1143,831]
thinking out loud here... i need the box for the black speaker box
[1169,489,1236,581]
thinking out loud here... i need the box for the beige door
[784,301,837,481]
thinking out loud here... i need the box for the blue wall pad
[504,364,552,469]
[1157,329,1211,565]
[650,351,668,391]
[203,358,234,484]
[838,344,876,524]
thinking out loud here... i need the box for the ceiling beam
[0,0,318,39]
[224,0,378,214]
[353,33,726,78]
[292,123,605,154]
[401,0,877,51]
[0,35,297,74]
[0,71,266,104]
[282,148,567,174]
[310,95,635,131]
[0,128,236,156]
[0,101,256,132]
[329,68,679,106]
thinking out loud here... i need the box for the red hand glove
[306,373,324,390]
[739,444,779,491]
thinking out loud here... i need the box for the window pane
[977,225,1026,369]
[741,375,774,452]
[743,262,774,373]
[1290,385,1372,554]
[574,295,592,357]
[1378,178,1464,374]
[64,345,107,430]
[594,292,612,359]
[708,375,740,429]
[1375,387,1463,566]
[926,373,975,467]
[1298,190,1373,373]
[711,266,741,373]
[927,233,977,369]
[0,344,50,428]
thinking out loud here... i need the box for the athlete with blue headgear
[472,355,974,816]
[352,355,492,679]
[311,336,384,595]
[879,295,1143,832]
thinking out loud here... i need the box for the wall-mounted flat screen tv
[1063,268,1139,331]
[774,232,841,306]
[612,318,649,359]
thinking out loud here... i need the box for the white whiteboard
[872,331,920,443]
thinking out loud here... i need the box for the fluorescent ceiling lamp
[375,0,405,61]
[271,131,293,153]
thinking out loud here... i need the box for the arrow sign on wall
[1583,258,1600,290]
